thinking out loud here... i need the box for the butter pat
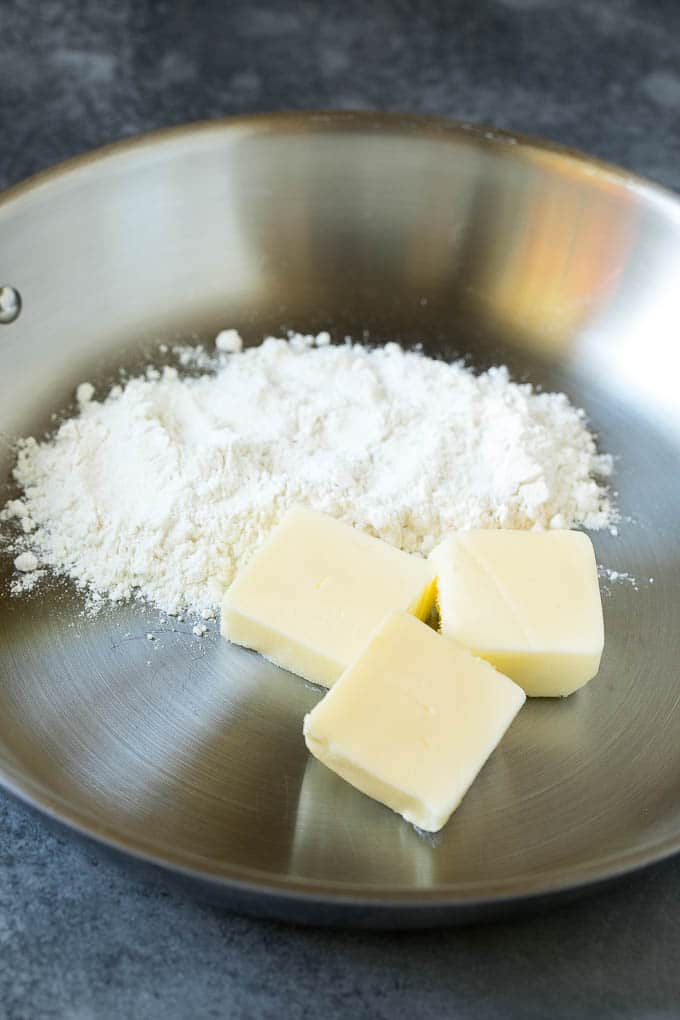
[221,508,436,688]
[430,530,604,697]
[303,611,525,832]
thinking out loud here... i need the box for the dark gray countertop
[1,1,679,1017]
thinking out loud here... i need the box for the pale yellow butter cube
[303,611,525,832]
[430,529,604,697]
[221,509,436,688]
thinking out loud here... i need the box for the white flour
[1,333,614,616]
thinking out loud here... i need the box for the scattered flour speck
[76,382,96,406]
[215,329,243,354]
[14,551,39,572]
[598,565,638,591]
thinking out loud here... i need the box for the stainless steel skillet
[1,112,679,927]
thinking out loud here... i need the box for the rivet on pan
[0,285,22,324]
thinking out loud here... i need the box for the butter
[303,611,525,832]
[221,508,436,688]
[430,529,604,697]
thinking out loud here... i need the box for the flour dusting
[1,332,615,615]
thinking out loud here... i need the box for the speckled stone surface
[1,1,680,1017]
[2,0,680,194]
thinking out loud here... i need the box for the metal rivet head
[0,286,22,324]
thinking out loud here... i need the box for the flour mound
[1,334,614,615]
